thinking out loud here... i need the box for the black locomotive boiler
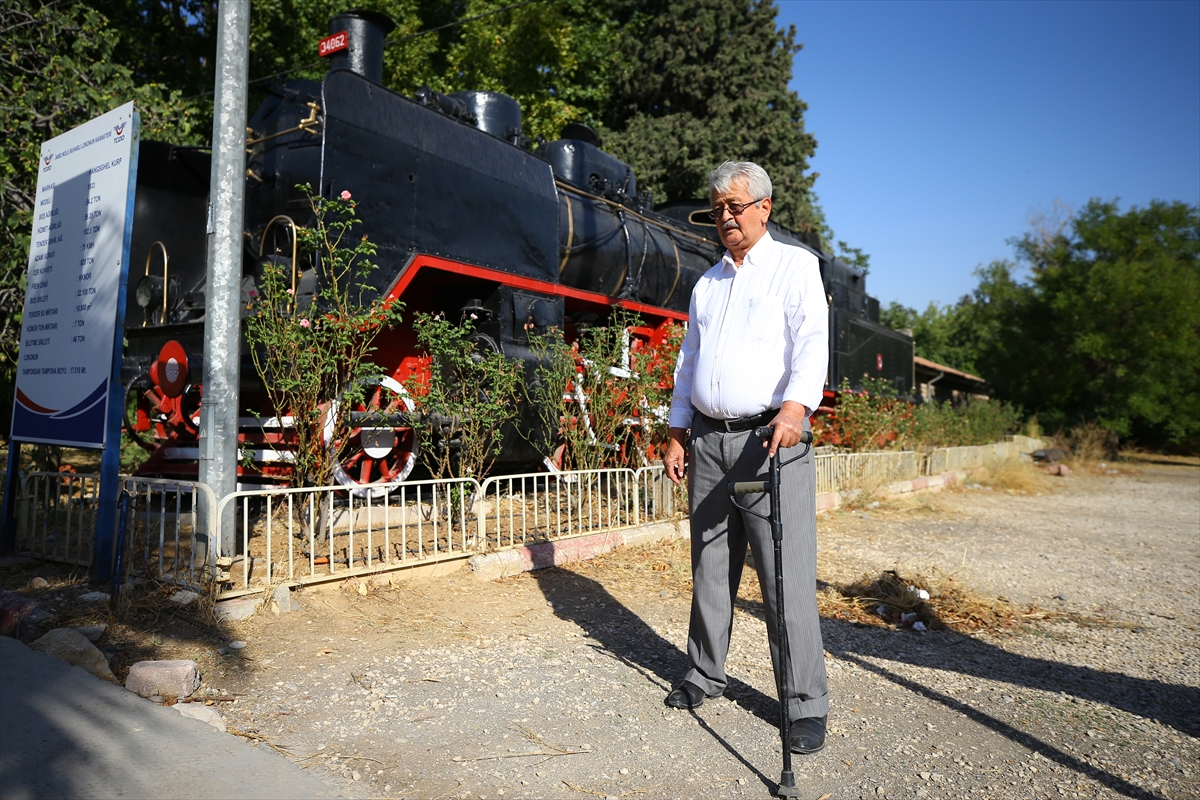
[121,10,912,491]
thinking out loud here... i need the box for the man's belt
[695,409,778,433]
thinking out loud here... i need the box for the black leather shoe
[664,680,719,709]
[789,715,827,754]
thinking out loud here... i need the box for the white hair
[707,161,773,201]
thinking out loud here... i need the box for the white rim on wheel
[322,375,418,499]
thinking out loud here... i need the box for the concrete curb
[468,519,690,581]
[816,467,984,512]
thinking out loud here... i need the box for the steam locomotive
[122,10,913,491]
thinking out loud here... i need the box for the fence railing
[120,477,218,592]
[211,477,482,594]
[17,472,103,566]
[12,437,1039,599]
[814,450,924,495]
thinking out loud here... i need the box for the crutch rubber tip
[775,770,801,798]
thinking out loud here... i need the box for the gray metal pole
[199,0,250,558]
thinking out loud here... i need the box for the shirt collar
[721,231,776,271]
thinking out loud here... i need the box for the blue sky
[776,0,1200,311]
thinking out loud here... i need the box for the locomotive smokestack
[327,9,395,85]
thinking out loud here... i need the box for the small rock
[1001,694,1014,703]
[168,590,201,606]
[29,577,49,588]
[228,640,247,650]
[351,771,361,781]
[920,772,931,780]
[619,768,629,775]
[79,591,110,603]
[74,624,107,642]
[911,621,927,632]
[125,660,201,699]
[272,585,294,614]
[29,628,117,683]
[1055,594,1069,601]
[174,702,226,732]
[214,596,257,622]
[0,590,53,639]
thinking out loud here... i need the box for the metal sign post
[197,0,251,556]
[9,102,141,580]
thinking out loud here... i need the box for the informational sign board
[10,102,140,448]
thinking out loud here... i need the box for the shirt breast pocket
[745,296,785,342]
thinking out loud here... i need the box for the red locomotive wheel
[322,376,419,499]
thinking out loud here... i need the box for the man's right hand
[663,427,689,485]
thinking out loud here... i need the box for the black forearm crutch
[728,426,813,799]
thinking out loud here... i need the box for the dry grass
[972,458,1057,495]
[566,536,694,598]
[816,567,1062,634]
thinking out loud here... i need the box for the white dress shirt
[668,232,829,428]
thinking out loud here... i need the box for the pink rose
[286,288,294,295]
[299,318,311,328]
[340,190,352,200]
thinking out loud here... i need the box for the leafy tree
[973,200,1200,449]
[0,0,203,439]
[880,298,984,375]
[599,0,824,235]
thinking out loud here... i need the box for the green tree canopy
[600,0,823,234]
[971,199,1200,448]
[880,298,984,375]
[0,0,203,436]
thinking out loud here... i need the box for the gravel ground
[211,462,1199,800]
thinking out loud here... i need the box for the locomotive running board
[381,253,688,322]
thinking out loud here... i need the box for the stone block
[125,659,201,699]
[168,590,201,606]
[214,596,258,622]
[272,585,295,613]
[29,628,117,683]
[74,624,107,642]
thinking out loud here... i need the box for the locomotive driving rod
[728,426,814,799]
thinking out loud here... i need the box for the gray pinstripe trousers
[683,415,829,720]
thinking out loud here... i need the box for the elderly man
[662,160,830,754]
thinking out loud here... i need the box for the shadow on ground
[531,561,1189,800]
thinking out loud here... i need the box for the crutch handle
[754,426,813,445]
[728,480,770,496]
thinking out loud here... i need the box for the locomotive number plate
[319,31,348,57]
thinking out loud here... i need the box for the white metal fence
[212,477,482,595]
[120,477,217,592]
[10,436,1039,599]
[17,472,103,566]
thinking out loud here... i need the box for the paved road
[0,635,342,800]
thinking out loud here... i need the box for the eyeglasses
[705,198,766,223]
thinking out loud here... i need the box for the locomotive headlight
[135,274,164,308]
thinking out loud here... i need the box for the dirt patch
[3,460,1197,799]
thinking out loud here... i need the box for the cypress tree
[600,0,822,234]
